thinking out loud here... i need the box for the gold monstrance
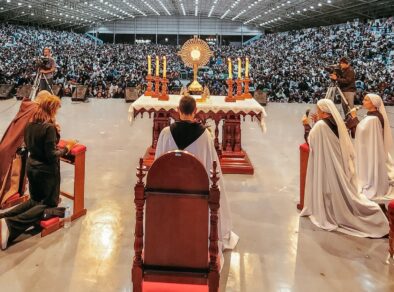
[178,36,213,93]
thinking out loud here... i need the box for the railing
[84,33,103,45]
[243,34,263,46]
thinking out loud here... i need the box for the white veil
[317,99,356,178]
[366,93,393,155]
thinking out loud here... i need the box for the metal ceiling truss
[0,0,392,32]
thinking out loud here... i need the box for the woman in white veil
[301,99,389,238]
[353,93,394,199]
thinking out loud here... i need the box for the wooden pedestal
[220,113,254,174]
[221,150,254,174]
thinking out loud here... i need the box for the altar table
[128,95,266,174]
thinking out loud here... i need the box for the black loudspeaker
[0,84,15,100]
[125,87,139,103]
[254,90,267,106]
[71,85,88,102]
[16,85,32,100]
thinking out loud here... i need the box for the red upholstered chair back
[132,151,220,291]
[144,151,209,270]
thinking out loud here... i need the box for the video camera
[35,56,52,70]
[324,64,342,75]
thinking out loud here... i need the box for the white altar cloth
[128,94,267,130]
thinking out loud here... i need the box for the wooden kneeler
[298,143,309,210]
[388,201,394,263]
[40,141,87,237]
[132,151,220,292]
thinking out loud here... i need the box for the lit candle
[238,57,241,79]
[162,56,166,78]
[148,55,151,75]
[155,56,159,77]
[228,58,232,79]
[245,57,249,78]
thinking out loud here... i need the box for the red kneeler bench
[298,143,309,210]
[40,140,87,237]
[388,201,394,260]
[1,192,29,210]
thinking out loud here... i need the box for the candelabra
[144,74,153,96]
[152,76,160,98]
[225,79,236,102]
[242,78,253,99]
[235,78,244,100]
[159,78,169,101]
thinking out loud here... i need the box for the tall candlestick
[228,58,232,79]
[245,57,249,78]
[148,55,151,75]
[155,56,159,77]
[162,56,166,78]
[238,57,241,79]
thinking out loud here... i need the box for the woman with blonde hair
[0,94,75,250]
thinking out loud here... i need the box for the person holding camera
[330,57,356,114]
[39,47,56,92]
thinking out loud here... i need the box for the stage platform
[1,98,394,292]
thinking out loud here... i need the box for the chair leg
[132,265,143,292]
[208,271,219,292]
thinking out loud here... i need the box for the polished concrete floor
[1,98,394,292]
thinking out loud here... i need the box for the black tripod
[29,70,53,100]
[324,81,352,117]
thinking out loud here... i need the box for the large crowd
[0,17,393,103]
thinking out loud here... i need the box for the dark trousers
[0,199,47,243]
[39,77,53,93]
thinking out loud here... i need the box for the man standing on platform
[155,95,239,252]
[38,47,56,92]
[329,57,356,114]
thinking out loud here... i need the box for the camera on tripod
[35,56,52,70]
[324,64,342,75]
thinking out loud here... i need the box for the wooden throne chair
[132,150,221,292]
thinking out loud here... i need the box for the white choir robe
[155,127,239,250]
[355,116,394,200]
[300,120,389,238]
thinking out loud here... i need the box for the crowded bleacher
[0,17,393,103]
